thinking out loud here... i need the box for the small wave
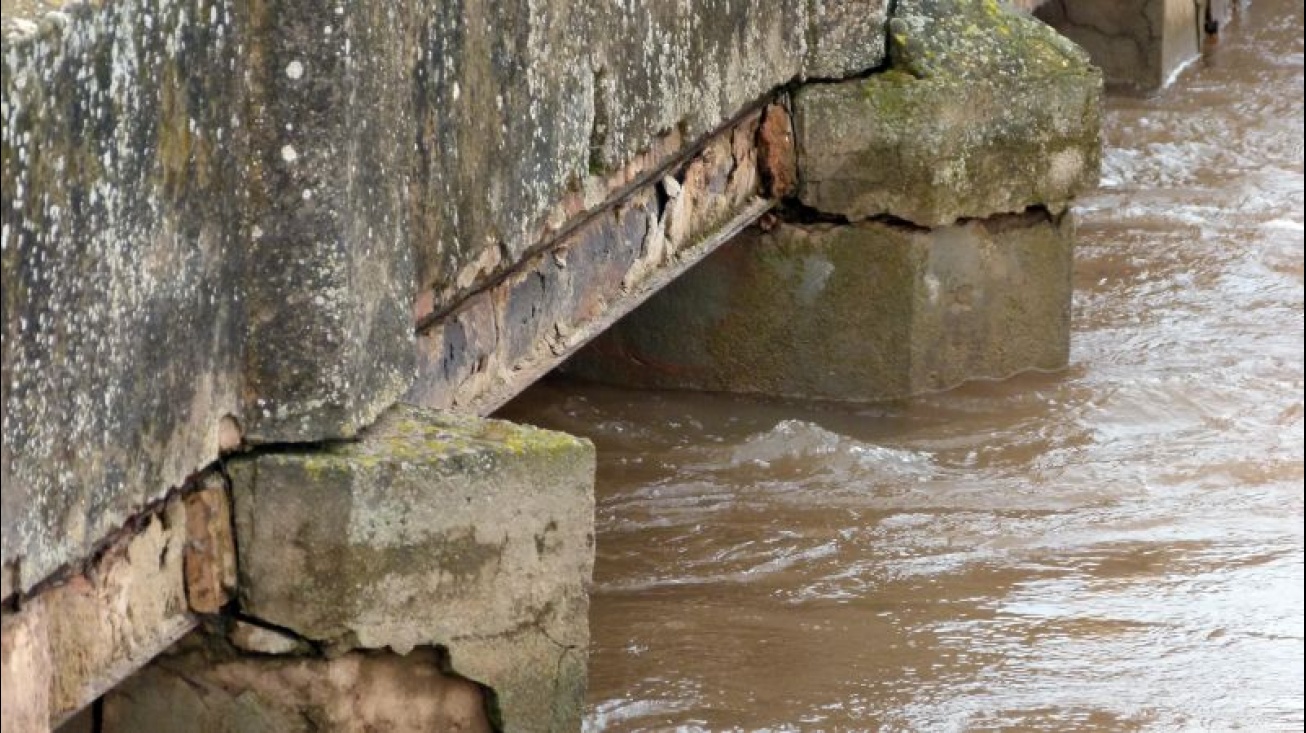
[728,419,935,481]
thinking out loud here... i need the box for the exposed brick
[42,497,193,726]
[1,602,52,733]
[183,478,237,615]
[757,103,797,198]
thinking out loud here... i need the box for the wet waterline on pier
[500,1,1305,729]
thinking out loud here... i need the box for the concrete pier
[1034,0,1227,90]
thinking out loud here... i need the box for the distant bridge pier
[1034,0,1230,91]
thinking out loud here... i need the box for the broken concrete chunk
[228,621,308,656]
[229,404,595,731]
[567,212,1074,402]
[796,0,1102,226]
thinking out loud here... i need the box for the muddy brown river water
[500,2,1305,729]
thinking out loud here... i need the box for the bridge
[1,0,1224,730]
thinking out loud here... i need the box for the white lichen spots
[452,82,460,101]
[281,144,298,163]
[302,189,314,200]
[335,5,345,14]
[286,60,305,80]
[252,225,264,239]
[324,25,333,36]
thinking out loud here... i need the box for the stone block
[804,0,890,80]
[102,644,492,733]
[1035,0,1203,90]
[795,0,1102,226]
[229,404,595,731]
[2,603,52,733]
[566,212,1074,402]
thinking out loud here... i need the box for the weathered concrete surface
[408,107,780,415]
[796,0,1102,226]
[102,645,493,733]
[1,0,247,598]
[1034,0,1204,90]
[0,480,236,730]
[239,0,416,445]
[229,404,595,730]
[567,212,1074,401]
[2,602,51,733]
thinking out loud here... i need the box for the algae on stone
[795,0,1103,226]
[888,0,1093,80]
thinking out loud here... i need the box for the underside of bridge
[3,0,1241,729]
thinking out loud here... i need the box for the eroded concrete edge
[408,102,796,416]
[1,473,235,729]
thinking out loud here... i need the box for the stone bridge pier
[2,0,1099,731]
[1034,0,1234,91]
